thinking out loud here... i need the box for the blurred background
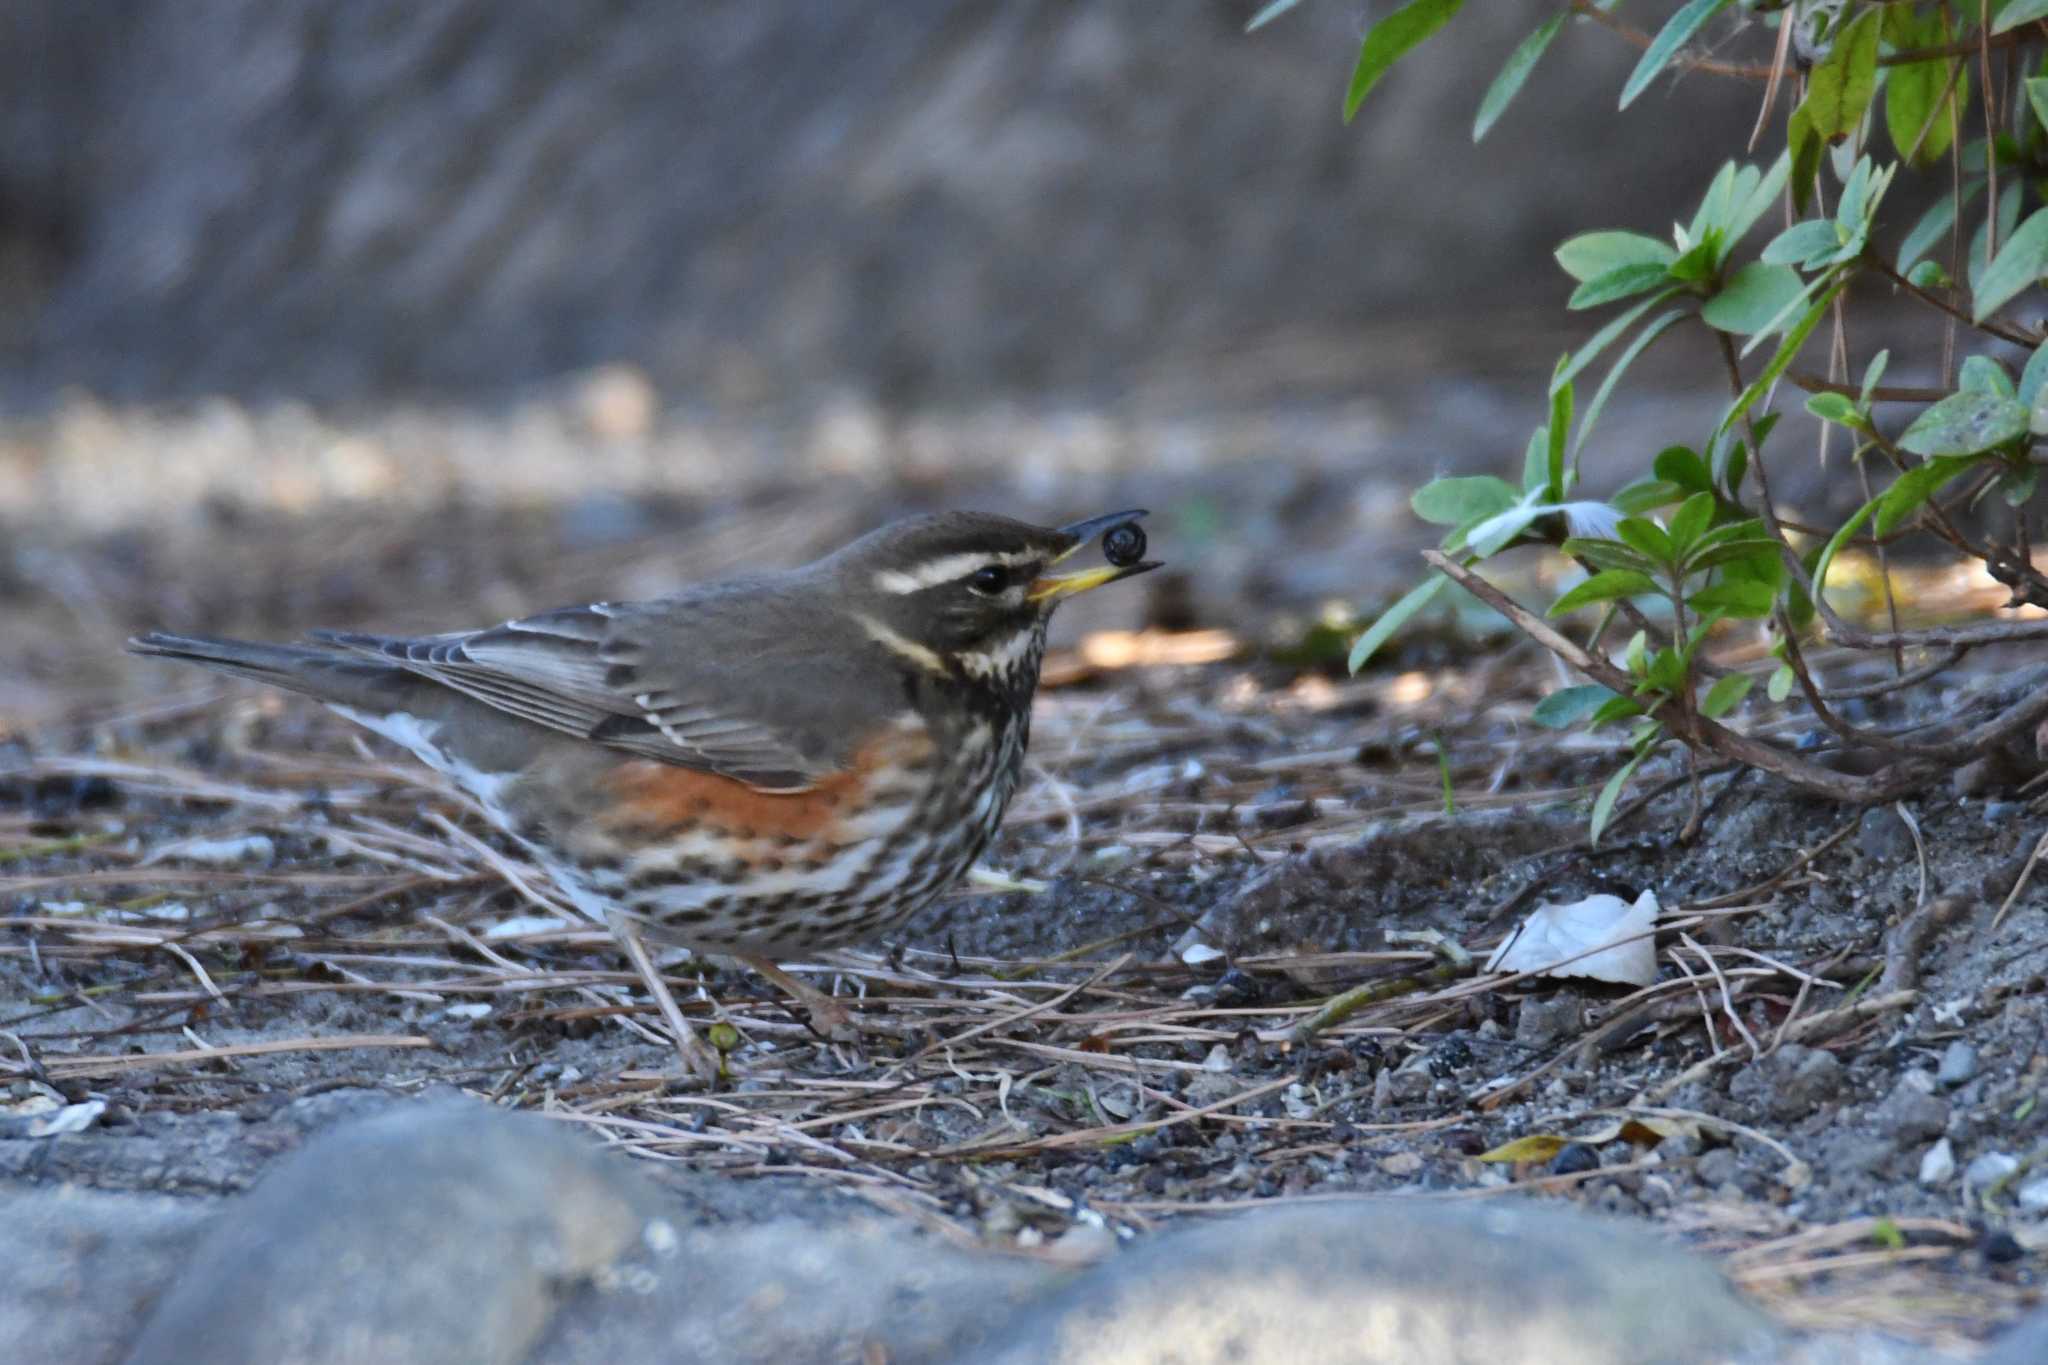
[0,0,1758,729]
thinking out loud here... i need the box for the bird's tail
[127,631,408,711]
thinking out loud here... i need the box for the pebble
[1550,1143,1600,1177]
[1386,1064,1433,1104]
[1937,1041,1980,1089]
[1515,995,1582,1050]
[1919,1138,1956,1187]
[1965,1152,2020,1195]
[1695,1147,1741,1189]
[1875,1072,1950,1147]
[1731,1043,1845,1121]
[2017,1178,2048,1213]
[1857,806,1916,863]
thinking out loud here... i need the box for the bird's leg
[609,913,722,1083]
[735,954,857,1040]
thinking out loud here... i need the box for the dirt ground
[5,396,2048,1356]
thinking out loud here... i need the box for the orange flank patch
[597,723,933,842]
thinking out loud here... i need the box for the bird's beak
[1030,509,1162,602]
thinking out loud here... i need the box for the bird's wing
[309,594,855,791]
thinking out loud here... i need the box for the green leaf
[1556,231,1679,283]
[1761,219,1842,268]
[1547,369,1572,502]
[1561,538,1657,575]
[1960,356,2017,399]
[1787,106,1824,215]
[1688,579,1776,618]
[1667,490,1715,553]
[1244,0,1303,32]
[1611,478,1689,515]
[1974,207,2048,322]
[1553,287,1682,395]
[1766,663,1795,703]
[1995,0,2048,34]
[1887,12,1965,166]
[1521,428,1548,492]
[1590,747,1652,845]
[1531,684,1617,729]
[1719,281,1846,441]
[1568,263,1675,310]
[1686,536,1783,573]
[1875,454,1991,536]
[1621,0,1733,109]
[2020,342,2048,410]
[1475,15,1564,142]
[1346,0,1466,122]
[1702,262,1807,335]
[1350,575,1450,672]
[1615,517,1675,566]
[1412,476,1521,527]
[1654,446,1713,493]
[1800,8,1881,143]
[1687,527,1785,573]
[1642,645,1686,694]
[1725,153,1791,250]
[1859,350,1889,408]
[2000,465,2040,507]
[1805,391,1866,428]
[1550,569,1660,616]
[1968,182,2025,297]
[1898,392,2030,456]
[1898,180,1980,272]
[2029,77,2048,136]
[1699,672,1755,718]
[1589,695,1646,728]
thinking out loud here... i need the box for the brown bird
[128,510,1158,1076]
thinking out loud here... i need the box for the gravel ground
[6,393,2048,1357]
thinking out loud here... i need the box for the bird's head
[817,509,1159,682]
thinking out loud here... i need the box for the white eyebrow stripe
[873,550,1039,594]
[855,614,952,675]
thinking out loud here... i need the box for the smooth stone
[126,1100,649,1365]
[968,1199,1788,1365]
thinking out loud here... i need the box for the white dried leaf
[30,1100,106,1137]
[483,914,570,939]
[144,834,276,866]
[1484,889,1659,988]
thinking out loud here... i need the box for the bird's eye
[967,565,1011,596]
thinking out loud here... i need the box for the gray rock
[1964,1152,2020,1195]
[1874,1073,1950,1147]
[1731,1044,1845,1122]
[1858,806,1916,863]
[968,1200,1788,1365]
[1918,1138,1956,1187]
[1982,1302,2048,1365]
[0,1184,213,1365]
[537,1216,1052,1364]
[1937,1041,1980,1088]
[1821,1133,1896,1178]
[1385,1064,1433,1104]
[1514,994,1582,1051]
[1696,1147,1743,1190]
[127,1100,650,1365]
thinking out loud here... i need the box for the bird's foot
[738,954,860,1042]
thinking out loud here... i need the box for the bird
[128,509,1160,1077]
